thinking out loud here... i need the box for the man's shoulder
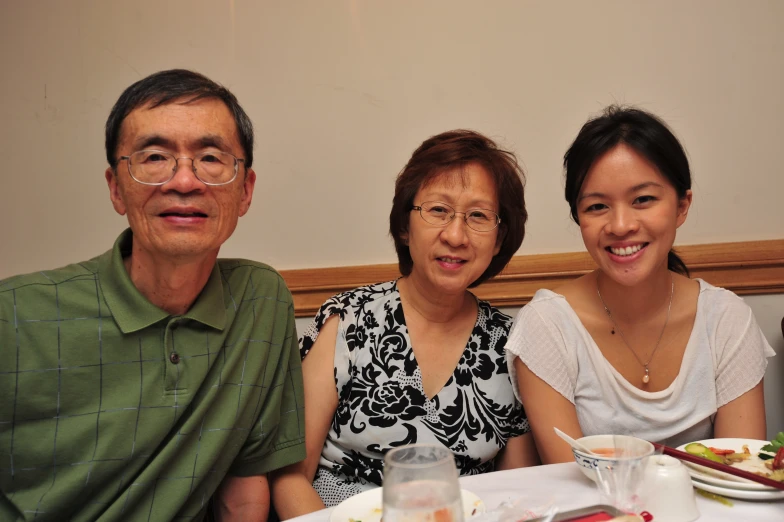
[217,258,293,303]
[0,256,101,296]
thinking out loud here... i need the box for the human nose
[161,157,206,193]
[606,206,639,236]
[440,213,470,246]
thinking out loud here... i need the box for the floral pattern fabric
[300,280,529,506]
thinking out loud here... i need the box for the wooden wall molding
[280,239,784,317]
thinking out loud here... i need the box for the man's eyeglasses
[116,150,245,186]
[412,201,501,232]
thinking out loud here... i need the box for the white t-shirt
[505,279,775,447]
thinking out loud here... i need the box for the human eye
[583,203,607,213]
[425,203,451,216]
[467,209,493,222]
[634,195,657,205]
[199,152,224,164]
[138,150,170,164]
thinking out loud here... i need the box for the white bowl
[571,434,656,482]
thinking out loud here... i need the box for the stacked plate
[675,438,784,501]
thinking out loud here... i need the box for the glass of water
[383,444,463,522]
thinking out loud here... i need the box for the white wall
[746,295,784,440]
[2,1,782,434]
[1,1,783,277]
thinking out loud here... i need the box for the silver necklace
[597,275,674,385]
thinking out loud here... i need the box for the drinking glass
[382,444,464,522]
[593,434,660,514]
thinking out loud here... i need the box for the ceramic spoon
[553,427,596,455]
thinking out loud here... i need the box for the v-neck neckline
[545,281,705,397]
[394,281,481,402]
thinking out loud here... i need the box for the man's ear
[105,167,127,216]
[676,189,693,228]
[238,168,256,217]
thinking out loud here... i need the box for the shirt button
[170,352,180,364]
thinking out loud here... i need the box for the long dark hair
[563,105,691,276]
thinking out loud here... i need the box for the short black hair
[105,69,254,168]
[563,105,692,275]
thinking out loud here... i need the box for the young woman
[271,130,539,517]
[506,106,775,464]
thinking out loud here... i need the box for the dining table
[287,462,784,522]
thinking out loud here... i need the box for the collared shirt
[0,229,305,521]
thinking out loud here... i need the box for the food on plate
[759,431,784,461]
[708,447,736,456]
[684,442,730,463]
[772,448,784,469]
[686,438,784,482]
[764,447,784,480]
[694,488,734,507]
[758,431,784,478]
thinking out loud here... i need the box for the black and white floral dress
[300,280,529,507]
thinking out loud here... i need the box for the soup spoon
[554,427,597,455]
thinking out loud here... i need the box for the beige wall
[1,1,783,277]
[1,2,782,430]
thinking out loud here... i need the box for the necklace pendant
[642,366,650,384]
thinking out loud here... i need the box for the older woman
[270,130,538,517]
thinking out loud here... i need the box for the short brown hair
[389,129,527,288]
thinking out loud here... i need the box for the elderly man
[0,69,305,521]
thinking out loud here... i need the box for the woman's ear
[494,225,506,256]
[676,189,693,228]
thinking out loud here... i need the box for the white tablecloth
[287,462,784,522]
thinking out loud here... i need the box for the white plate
[675,438,779,491]
[692,478,784,501]
[329,487,485,522]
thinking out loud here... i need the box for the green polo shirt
[0,229,305,521]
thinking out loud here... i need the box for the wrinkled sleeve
[231,295,306,476]
[711,294,776,408]
[299,294,347,360]
[505,299,578,404]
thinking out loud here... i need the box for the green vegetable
[760,431,784,454]
[695,488,733,507]
[684,442,725,463]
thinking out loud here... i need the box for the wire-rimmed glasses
[412,201,501,232]
[117,150,245,186]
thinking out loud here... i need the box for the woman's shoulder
[300,281,399,358]
[476,288,569,329]
[320,280,399,315]
[695,278,754,316]
[476,298,512,329]
[507,279,592,355]
[513,287,575,325]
